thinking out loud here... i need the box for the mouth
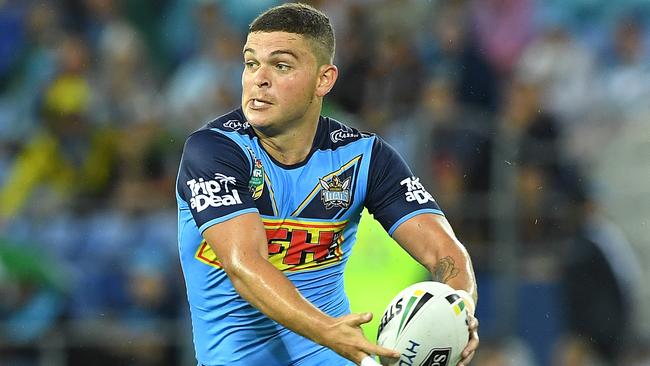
[249,98,272,110]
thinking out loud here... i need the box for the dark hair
[249,3,335,64]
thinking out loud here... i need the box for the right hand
[320,312,400,365]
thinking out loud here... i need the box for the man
[176,3,479,366]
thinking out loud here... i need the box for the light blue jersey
[176,109,442,365]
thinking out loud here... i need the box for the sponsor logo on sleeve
[186,173,242,212]
[400,176,435,204]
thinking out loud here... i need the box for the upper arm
[177,131,269,269]
[391,213,461,272]
[177,131,257,232]
[203,212,269,272]
[365,136,443,235]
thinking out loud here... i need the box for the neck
[255,109,321,166]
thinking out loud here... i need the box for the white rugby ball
[377,281,469,366]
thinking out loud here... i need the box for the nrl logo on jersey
[244,146,264,200]
[223,119,250,131]
[249,158,264,200]
[319,175,351,209]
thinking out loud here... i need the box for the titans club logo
[319,175,351,209]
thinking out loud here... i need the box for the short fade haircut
[249,3,335,65]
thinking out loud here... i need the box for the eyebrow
[243,48,299,60]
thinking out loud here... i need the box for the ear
[315,64,338,98]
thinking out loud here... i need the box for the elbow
[220,256,247,283]
[219,251,264,291]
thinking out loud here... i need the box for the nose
[253,66,271,89]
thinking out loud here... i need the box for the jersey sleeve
[177,130,258,233]
[365,136,443,235]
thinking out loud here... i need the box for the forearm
[427,239,477,306]
[203,213,336,347]
[427,215,477,300]
[222,249,400,365]
[393,213,478,306]
[224,254,333,345]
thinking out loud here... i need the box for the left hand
[457,313,479,366]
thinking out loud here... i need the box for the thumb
[348,312,373,327]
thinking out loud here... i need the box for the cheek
[241,71,252,90]
[281,74,313,100]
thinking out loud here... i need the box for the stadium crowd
[0,0,649,365]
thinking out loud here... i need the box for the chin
[244,109,274,129]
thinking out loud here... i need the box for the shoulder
[366,134,410,175]
[315,116,402,163]
[184,108,252,155]
[203,108,252,136]
[181,118,254,172]
[316,115,375,151]
[185,108,253,146]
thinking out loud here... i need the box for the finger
[461,330,479,359]
[366,343,400,360]
[458,349,476,365]
[459,318,479,366]
[467,316,479,330]
[465,313,477,323]
[462,315,479,356]
[457,349,475,366]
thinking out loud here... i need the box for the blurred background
[0,0,649,365]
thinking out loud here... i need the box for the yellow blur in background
[345,210,429,341]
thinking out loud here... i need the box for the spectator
[0,1,62,144]
[558,196,643,365]
[593,104,650,344]
[517,23,597,125]
[470,0,536,77]
[0,0,28,90]
[0,237,68,364]
[398,74,493,263]
[94,20,160,126]
[329,3,373,116]
[164,29,242,130]
[113,121,180,214]
[361,32,426,132]
[472,337,538,366]
[494,77,572,246]
[0,35,118,221]
[599,15,650,116]
[418,1,500,112]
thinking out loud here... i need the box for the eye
[276,63,291,71]
[244,60,258,69]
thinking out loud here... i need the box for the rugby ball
[377,281,469,366]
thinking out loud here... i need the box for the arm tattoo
[432,256,460,283]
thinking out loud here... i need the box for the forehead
[244,31,314,59]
